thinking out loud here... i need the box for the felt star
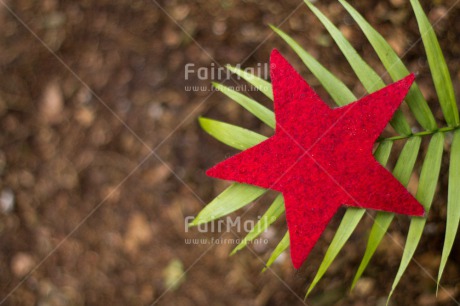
[207,49,425,269]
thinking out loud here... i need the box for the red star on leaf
[207,50,425,269]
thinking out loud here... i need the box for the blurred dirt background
[0,0,459,305]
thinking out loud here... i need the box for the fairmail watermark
[185,215,276,233]
[184,216,273,245]
[184,237,268,246]
[184,62,273,93]
[184,84,262,92]
[184,62,272,81]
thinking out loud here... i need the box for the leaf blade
[199,117,268,150]
[190,183,267,226]
[225,65,274,100]
[231,194,285,255]
[410,0,459,127]
[212,82,276,128]
[389,132,444,299]
[438,130,460,286]
[263,231,290,272]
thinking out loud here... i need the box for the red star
[207,50,425,269]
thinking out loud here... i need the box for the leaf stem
[378,125,460,142]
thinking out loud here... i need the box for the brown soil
[0,0,459,305]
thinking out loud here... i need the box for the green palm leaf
[410,0,459,127]
[199,117,267,150]
[225,65,274,100]
[212,83,275,128]
[389,132,444,299]
[438,130,460,288]
[190,182,267,226]
[231,194,285,255]
[263,231,290,271]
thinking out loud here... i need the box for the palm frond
[196,0,460,300]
